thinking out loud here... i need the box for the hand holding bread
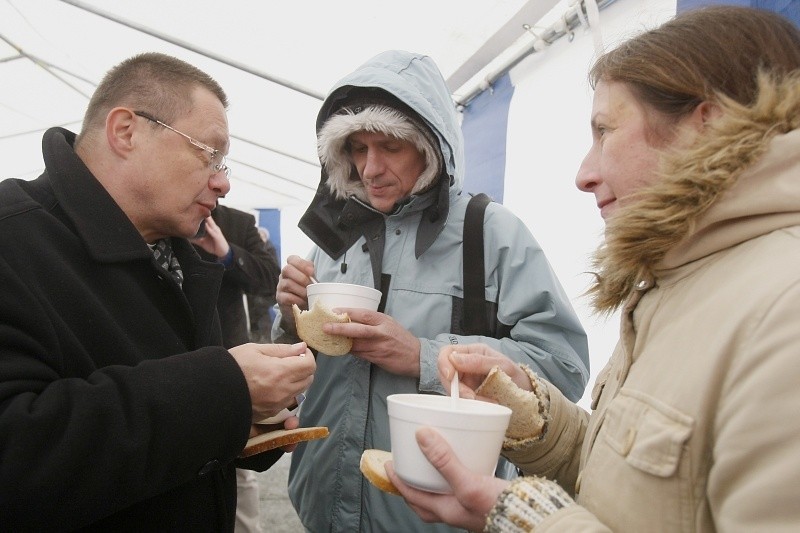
[438,343,533,397]
[228,342,316,423]
[363,429,510,532]
[438,344,550,444]
[476,365,549,443]
[293,301,353,355]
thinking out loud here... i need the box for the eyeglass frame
[133,110,230,177]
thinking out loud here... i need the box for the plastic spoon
[450,369,460,409]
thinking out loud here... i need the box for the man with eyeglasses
[0,52,315,531]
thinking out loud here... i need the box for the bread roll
[360,449,400,495]
[475,365,548,440]
[292,301,352,355]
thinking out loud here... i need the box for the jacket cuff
[484,476,574,532]
[417,339,445,394]
[219,247,234,268]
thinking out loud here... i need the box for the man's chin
[367,195,401,214]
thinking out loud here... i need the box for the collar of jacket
[42,127,154,264]
[40,127,225,345]
[588,73,800,314]
[298,171,450,261]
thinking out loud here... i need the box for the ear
[689,101,721,129]
[105,107,137,157]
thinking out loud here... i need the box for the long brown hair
[586,6,800,314]
[590,6,800,121]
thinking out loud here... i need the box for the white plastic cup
[388,393,511,494]
[306,282,381,311]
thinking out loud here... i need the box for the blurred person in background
[247,227,280,344]
[192,203,281,533]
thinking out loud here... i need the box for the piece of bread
[240,426,329,458]
[475,366,547,440]
[293,301,352,355]
[360,449,400,496]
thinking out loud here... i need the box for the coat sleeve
[224,213,280,296]
[419,204,590,402]
[502,380,589,494]
[0,257,253,530]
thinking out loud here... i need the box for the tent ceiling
[1,0,566,210]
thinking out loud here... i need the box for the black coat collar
[42,127,153,264]
[298,171,451,263]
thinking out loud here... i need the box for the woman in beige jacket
[385,5,800,532]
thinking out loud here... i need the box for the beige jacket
[503,75,800,531]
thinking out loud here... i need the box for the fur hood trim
[317,104,442,202]
[588,72,800,314]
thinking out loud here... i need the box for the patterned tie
[152,238,184,287]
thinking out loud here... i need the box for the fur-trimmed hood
[298,50,464,261]
[589,73,800,313]
[317,104,442,202]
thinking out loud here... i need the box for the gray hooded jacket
[273,50,589,532]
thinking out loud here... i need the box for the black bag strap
[463,193,492,336]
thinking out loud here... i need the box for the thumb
[416,427,475,492]
[448,351,485,372]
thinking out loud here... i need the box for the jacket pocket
[604,389,694,477]
[578,388,695,530]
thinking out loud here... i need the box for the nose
[210,170,231,197]
[360,149,385,180]
[575,148,599,193]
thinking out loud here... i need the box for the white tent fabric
[2,0,680,407]
[1,0,565,265]
[1,0,555,195]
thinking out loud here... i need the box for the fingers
[285,256,316,285]
[332,307,379,323]
[415,427,474,490]
[384,461,442,522]
[438,344,508,388]
[386,428,499,530]
[252,341,310,358]
[282,415,301,431]
[321,308,387,340]
[414,427,509,527]
[204,215,220,232]
[323,309,382,339]
[277,256,315,309]
[229,342,316,420]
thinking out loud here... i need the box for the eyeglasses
[134,110,230,177]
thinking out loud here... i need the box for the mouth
[198,202,216,216]
[597,198,616,219]
[367,184,389,195]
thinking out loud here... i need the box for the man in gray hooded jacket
[273,50,589,532]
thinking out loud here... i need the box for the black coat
[194,205,279,348]
[0,128,280,532]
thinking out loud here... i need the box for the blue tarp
[678,0,799,26]
[460,72,515,203]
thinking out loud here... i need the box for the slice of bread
[475,366,547,439]
[360,449,400,496]
[240,426,329,458]
[293,302,352,356]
